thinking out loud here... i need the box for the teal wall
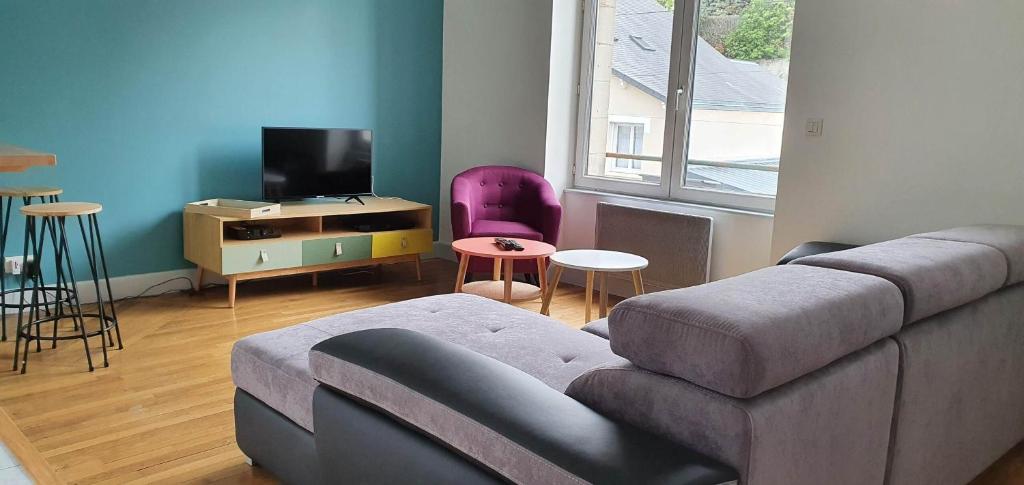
[0,0,443,279]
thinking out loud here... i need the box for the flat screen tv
[262,127,373,200]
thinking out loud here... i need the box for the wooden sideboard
[184,198,433,307]
[0,144,57,172]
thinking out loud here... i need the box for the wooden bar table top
[0,144,57,173]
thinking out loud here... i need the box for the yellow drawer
[371,229,433,258]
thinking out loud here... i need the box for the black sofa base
[313,386,503,484]
[234,389,320,484]
[235,388,500,484]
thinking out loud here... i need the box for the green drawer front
[221,241,302,275]
[302,235,372,266]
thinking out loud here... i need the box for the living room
[0,0,1022,484]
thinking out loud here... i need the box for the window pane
[585,0,674,185]
[682,0,794,197]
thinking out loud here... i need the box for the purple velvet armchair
[451,166,562,275]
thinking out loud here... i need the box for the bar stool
[13,202,122,373]
[0,187,71,342]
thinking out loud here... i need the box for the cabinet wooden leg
[195,266,204,292]
[312,272,318,287]
[455,253,469,293]
[492,258,501,281]
[632,270,644,295]
[227,276,237,308]
[503,258,513,303]
[599,272,608,318]
[541,265,563,316]
[585,271,595,323]
[414,254,422,281]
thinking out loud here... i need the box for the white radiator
[594,202,713,294]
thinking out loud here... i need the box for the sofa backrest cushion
[795,238,1006,324]
[608,264,903,398]
[909,224,1024,286]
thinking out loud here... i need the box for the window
[575,0,795,211]
[610,122,645,172]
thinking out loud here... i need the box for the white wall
[771,1,1024,260]
[543,0,583,197]
[439,0,554,246]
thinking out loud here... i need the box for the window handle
[675,87,685,111]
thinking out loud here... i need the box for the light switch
[335,242,344,257]
[259,249,269,263]
[806,118,824,137]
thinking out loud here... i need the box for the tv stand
[344,195,366,205]
[184,198,432,308]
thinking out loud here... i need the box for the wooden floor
[0,259,1017,484]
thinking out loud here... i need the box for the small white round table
[540,249,649,322]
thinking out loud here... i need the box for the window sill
[564,187,775,218]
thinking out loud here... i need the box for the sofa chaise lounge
[231,224,1024,484]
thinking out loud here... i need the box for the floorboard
[0,259,1016,484]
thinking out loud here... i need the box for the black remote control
[494,238,525,251]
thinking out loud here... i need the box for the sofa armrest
[310,328,737,485]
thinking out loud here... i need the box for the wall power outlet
[4,255,34,276]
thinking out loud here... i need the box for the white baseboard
[3,245,453,313]
[3,268,197,313]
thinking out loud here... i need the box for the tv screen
[262,127,373,200]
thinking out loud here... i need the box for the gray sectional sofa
[230,224,1024,484]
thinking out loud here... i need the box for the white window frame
[573,0,778,213]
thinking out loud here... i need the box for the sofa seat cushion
[795,237,1007,323]
[910,224,1024,286]
[231,293,617,432]
[608,265,903,398]
[469,219,543,240]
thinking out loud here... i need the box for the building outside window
[576,0,796,211]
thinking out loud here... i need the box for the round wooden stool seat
[0,186,63,197]
[21,202,102,217]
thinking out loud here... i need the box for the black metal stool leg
[78,216,113,349]
[47,210,74,331]
[11,215,31,371]
[0,196,9,342]
[30,198,53,319]
[90,214,122,350]
[19,216,45,373]
[26,211,44,354]
[57,217,97,372]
